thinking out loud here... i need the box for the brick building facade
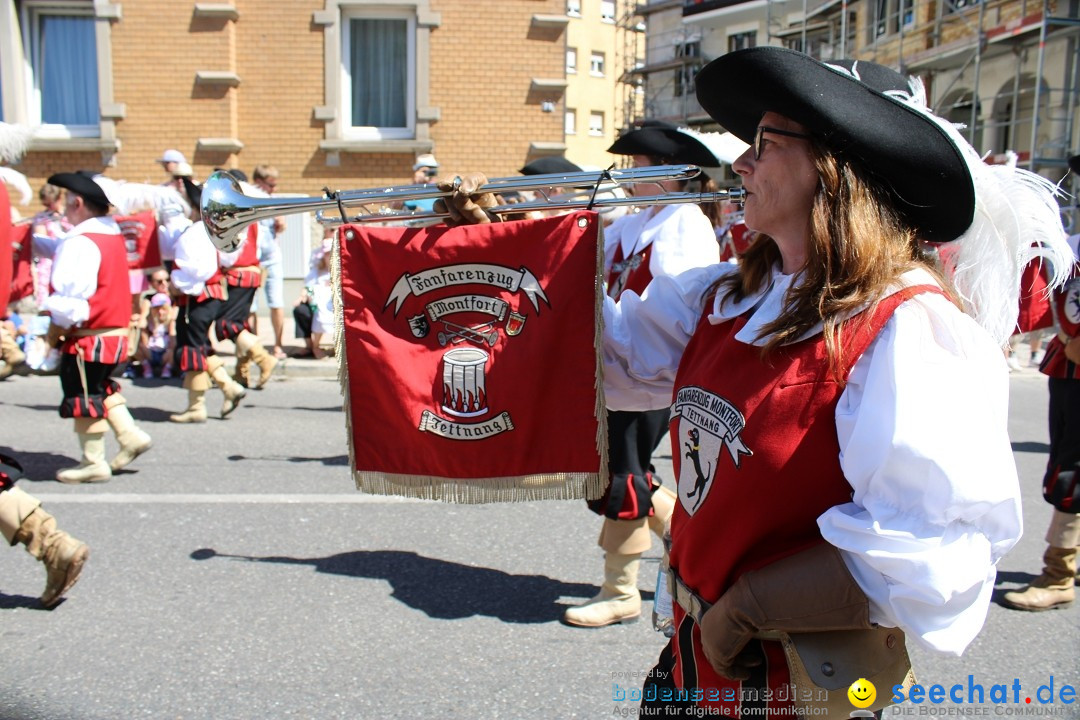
[1,0,569,215]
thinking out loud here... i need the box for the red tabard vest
[83,231,131,329]
[175,264,225,306]
[666,285,939,712]
[0,184,11,314]
[1039,259,1080,380]
[607,243,654,299]
[224,224,261,288]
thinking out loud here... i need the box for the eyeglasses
[754,126,812,160]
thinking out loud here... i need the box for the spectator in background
[292,231,334,360]
[252,164,287,360]
[157,149,187,183]
[30,182,73,307]
[136,292,176,378]
[403,154,440,214]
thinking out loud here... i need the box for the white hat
[413,153,439,171]
[158,149,187,165]
[172,162,194,178]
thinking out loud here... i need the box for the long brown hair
[712,143,958,378]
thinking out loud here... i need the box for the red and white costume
[214,223,263,342]
[592,203,719,521]
[43,216,130,417]
[604,204,718,299]
[603,263,1021,708]
[1036,234,1080,513]
[171,221,226,372]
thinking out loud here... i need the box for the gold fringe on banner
[355,470,601,504]
[589,218,608,503]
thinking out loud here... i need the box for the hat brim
[520,157,583,176]
[608,127,721,167]
[48,172,112,210]
[696,47,974,242]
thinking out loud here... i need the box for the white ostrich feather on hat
[92,176,192,217]
[895,76,1073,345]
[0,122,34,167]
[0,167,33,205]
[677,127,749,166]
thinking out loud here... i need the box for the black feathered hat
[695,47,974,243]
[607,120,722,167]
[47,171,111,210]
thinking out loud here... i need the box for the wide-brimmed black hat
[48,171,111,210]
[520,157,583,175]
[607,120,721,167]
[1068,155,1080,175]
[695,47,974,243]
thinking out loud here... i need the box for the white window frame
[315,0,439,154]
[590,51,605,77]
[340,6,416,141]
[567,0,581,18]
[0,0,120,149]
[566,47,577,74]
[588,111,604,136]
[565,108,577,135]
[600,0,616,23]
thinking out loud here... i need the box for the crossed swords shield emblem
[408,312,528,345]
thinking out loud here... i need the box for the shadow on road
[1011,440,1050,454]
[189,547,642,624]
[990,569,1039,607]
[225,454,349,466]
[130,406,183,423]
[0,446,73,483]
[0,592,51,610]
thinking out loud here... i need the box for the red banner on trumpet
[337,211,607,503]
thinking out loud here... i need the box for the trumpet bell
[202,172,261,252]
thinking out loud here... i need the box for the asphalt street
[0,368,1076,719]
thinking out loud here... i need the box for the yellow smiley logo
[847,678,876,708]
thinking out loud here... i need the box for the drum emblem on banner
[383,262,551,442]
[671,385,752,515]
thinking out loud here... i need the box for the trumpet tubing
[201,166,746,251]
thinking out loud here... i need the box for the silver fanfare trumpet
[201,165,746,252]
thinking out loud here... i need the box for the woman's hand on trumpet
[433,173,502,226]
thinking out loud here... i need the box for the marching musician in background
[1002,156,1080,612]
[168,176,248,423]
[561,121,726,630]
[41,172,153,483]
